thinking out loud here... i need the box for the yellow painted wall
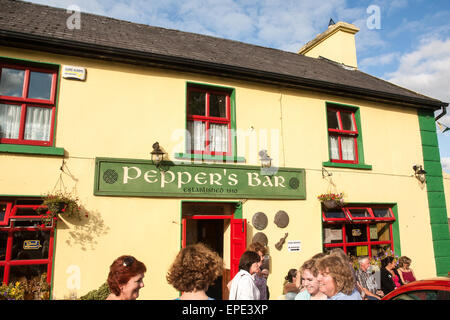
[300,29,358,68]
[0,46,438,299]
[444,172,450,220]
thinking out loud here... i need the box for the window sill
[322,161,372,170]
[0,144,65,156]
[174,153,246,163]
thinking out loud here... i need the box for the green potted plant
[317,192,345,209]
[39,191,83,227]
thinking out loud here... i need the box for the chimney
[298,21,360,69]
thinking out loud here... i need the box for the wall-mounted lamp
[413,164,427,183]
[259,150,272,168]
[150,142,166,168]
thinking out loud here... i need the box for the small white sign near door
[287,240,301,252]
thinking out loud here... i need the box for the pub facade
[0,0,449,299]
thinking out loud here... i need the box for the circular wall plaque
[252,212,268,230]
[274,210,289,228]
[252,232,268,246]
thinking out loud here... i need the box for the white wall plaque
[287,240,301,252]
[62,65,86,81]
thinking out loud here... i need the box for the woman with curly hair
[316,255,362,300]
[106,255,147,300]
[167,243,224,300]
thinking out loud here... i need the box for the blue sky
[27,0,450,172]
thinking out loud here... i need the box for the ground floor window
[0,198,54,299]
[322,205,395,259]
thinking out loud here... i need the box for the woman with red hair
[106,255,147,300]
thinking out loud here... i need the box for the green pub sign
[94,158,306,199]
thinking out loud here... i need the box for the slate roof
[0,0,447,110]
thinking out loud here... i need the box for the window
[0,63,58,146]
[323,102,372,170]
[0,198,55,286]
[322,205,395,258]
[186,86,231,156]
[327,107,358,163]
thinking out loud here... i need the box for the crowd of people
[103,242,416,300]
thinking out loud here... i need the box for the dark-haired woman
[106,255,147,300]
[380,256,401,295]
[229,250,262,300]
[283,268,300,299]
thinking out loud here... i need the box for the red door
[230,218,247,279]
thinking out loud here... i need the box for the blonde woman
[316,255,362,300]
[398,256,416,284]
[295,258,327,300]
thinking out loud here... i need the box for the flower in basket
[317,192,345,209]
[39,191,82,226]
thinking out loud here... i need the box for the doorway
[181,201,245,300]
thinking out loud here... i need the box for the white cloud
[386,37,450,103]
[442,157,450,174]
[359,52,399,68]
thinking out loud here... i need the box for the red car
[382,277,450,300]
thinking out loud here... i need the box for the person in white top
[229,251,262,300]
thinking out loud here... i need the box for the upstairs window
[186,86,231,156]
[327,107,358,163]
[0,63,58,146]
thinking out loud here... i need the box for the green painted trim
[0,144,65,156]
[322,161,372,170]
[180,199,243,219]
[52,64,62,148]
[174,152,246,162]
[325,102,372,170]
[49,224,57,300]
[0,55,60,68]
[391,204,401,256]
[418,109,450,276]
[178,82,243,162]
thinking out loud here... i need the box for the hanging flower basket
[322,199,344,209]
[317,192,345,209]
[39,191,83,227]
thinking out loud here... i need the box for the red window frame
[0,202,12,226]
[186,86,232,156]
[0,202,55,285]
[327,107,359,164]
[322,206,395,258]
[0,63,58,146]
